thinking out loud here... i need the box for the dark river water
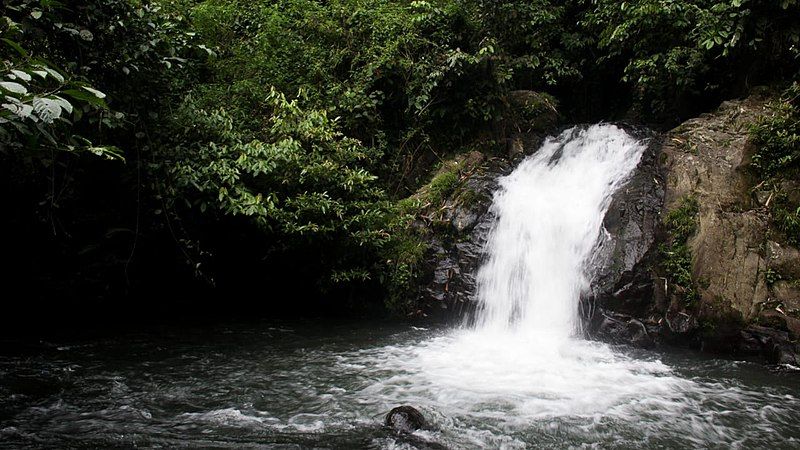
[1,320,799,449]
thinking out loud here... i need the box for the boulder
[385,406,427,434]
[590,311,656,348]
[740,326,799,366]
[769,241,800,281]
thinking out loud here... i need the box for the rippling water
[1,321,799,449]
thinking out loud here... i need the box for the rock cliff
[594,91,800,365]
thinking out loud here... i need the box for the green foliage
[182,0,586,188]
[1,0,203,156]
[750,83,800,245]
[6,0,800,315]
[468,1,586,87]
[750,83,800,177]
[0,0,213,311]
[664,196,699,241]
[584,0,800,117]
[160,87,393,283]
[660,196,700,306]
[765,268,782,286]
[188,0,499,136]
[772,194,800,245]
[0,7,120,158]
[156,0,522,304]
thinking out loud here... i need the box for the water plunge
[395,124,682,423]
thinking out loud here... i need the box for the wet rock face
[385,406,427,434]
[417,148,530,321]
[590,129,665,318]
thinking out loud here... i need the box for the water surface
[1,321,799,449]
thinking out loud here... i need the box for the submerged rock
[741,326,800,366]
[591,311,655,348]
[385,405,427,434]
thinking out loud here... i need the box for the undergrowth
[659,196,700,307]
[750,82,800,245]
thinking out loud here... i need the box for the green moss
[455,187,489,209]
[396,197,424,215]
[427,171,460,204]
[407,158,469,210]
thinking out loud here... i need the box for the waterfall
[364,124,689,429]
[474,124,646,337]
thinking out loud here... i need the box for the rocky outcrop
[416,123,665,325]
[592,91,800,365]
[417,147,534,321]
[660,95,772,319]
[656,93,800,359]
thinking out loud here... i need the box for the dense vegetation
[659,195,700,308]
[750,82,800,245]
[2,0,799,323]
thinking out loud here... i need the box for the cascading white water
[475,124,646,337]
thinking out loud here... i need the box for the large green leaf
[62,89,109,108]
[0,81,27,95]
